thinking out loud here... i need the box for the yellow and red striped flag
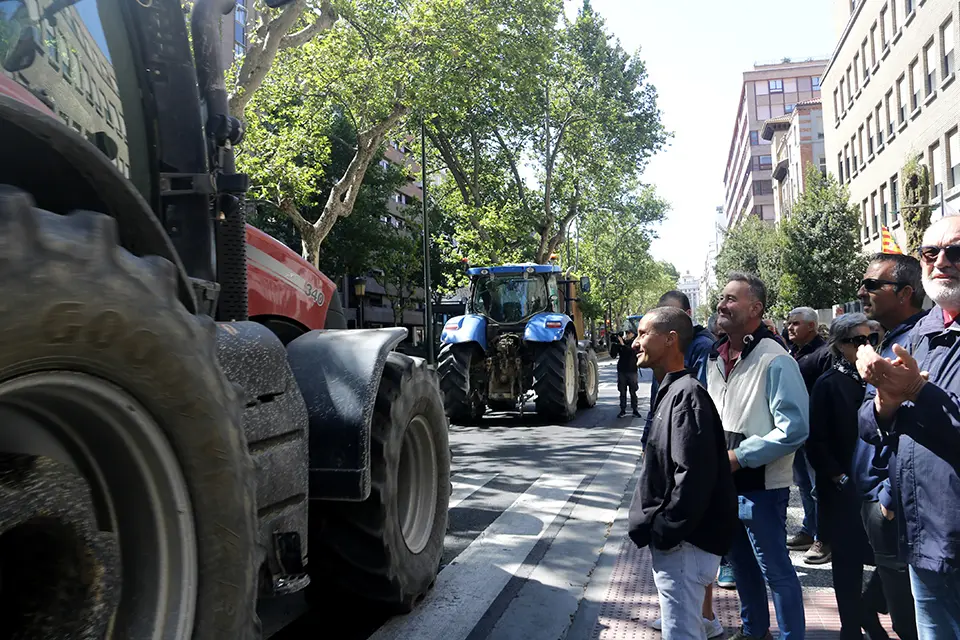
[880,226,903,254]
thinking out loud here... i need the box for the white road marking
[369,473,584,640]
[449,473,500,509]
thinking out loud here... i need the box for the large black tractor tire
[578,347,600,409]
[533,333,580,422]
[437,342,486,424]
[0,188,259,639]
[309,353,451,612]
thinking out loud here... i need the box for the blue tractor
[438,264,600,423]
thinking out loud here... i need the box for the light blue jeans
[909,565,960,639]
[651,541,721,640]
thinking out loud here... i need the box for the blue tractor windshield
[471,275,549,323]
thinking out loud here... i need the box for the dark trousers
[820,480,885,640]
[861,500,919,640]
[617,370,638,411]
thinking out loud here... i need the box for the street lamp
[353,275,367,329]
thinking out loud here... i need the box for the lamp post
[353,275,367,329]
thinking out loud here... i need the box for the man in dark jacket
[785,306,834,564]
[628,306,737,640]
[851,252,925,640]
[857,216,960,635]
[610,327,641,418]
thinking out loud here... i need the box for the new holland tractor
[0,0,450,637]
[438,264,600,423]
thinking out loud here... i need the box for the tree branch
[544,180,582,260]
[492,126,530,216]
[280,1,339,50]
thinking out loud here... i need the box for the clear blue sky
[564,0,836,278]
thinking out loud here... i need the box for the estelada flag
[880,226,903,254]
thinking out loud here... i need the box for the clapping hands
[856,344,929,419]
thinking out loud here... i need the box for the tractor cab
[467,264,559,324]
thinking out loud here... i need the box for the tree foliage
[780,165,867,310]
[714,215,787,317]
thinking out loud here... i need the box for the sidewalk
[591,525,898,639]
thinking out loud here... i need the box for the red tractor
[0,0,450,637]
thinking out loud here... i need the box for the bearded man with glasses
[857,216,960,638]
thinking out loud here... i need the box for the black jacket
[628,369,737,556]
[610,336,639,374]
[806,365,865,482]
[792,335,833,394]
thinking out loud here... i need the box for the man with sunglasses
[858,216,960,637]
[851,253,926,640]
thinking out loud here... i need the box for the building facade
[678,272,702,318]
[722,59,828,229]
[822,0,960,254]
[761,99,827,221]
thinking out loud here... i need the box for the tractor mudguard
[286,327,407,501]
[440,314,487,351]
[524,313,574,343]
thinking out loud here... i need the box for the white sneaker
[704,616,724,639]
[651,616,723,637]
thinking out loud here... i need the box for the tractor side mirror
[1,3,36,73]
[580,276,591,293]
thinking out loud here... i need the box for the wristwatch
[835,474,850,489]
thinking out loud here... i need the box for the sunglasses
[840,333,880,347]
[919,245,960,264]
[859,278,907,291]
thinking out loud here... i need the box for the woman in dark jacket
[806,313,889,640]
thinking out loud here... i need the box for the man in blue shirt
[858,217,960,636]
[852,253,925,640]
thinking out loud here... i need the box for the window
[948,128,960,188]
[845,144,851,178]
[756,80,769,96]
[905,0,913,17]
[812,76,821,91]
[943,18,955,78]
[896,77,906,122]
[876,103,885,145]
[925,41,937,95]
[833,89,840,119]
[846,67,854,102]
[891,175,900,222]
[881,183,889,226]
[769,79,783,93]
[857,128,865,165]
[753,180,773,196]
[932,143,944,199]
[838,153,845,182]
[881,6,891,46]
[867,115,874,154]
[234,2,247,57]
[871,191,879,235]
[862,199,870,241]
[840,78,847,108]
[852,134,859,168]
[749,131,759,145]
[870,24,879,65]
[784,103,795,113]
[910,60,921,110]
[784,78,797,93]
[861,45,870,79]
[759,155,772,168]
[853,56,861,91]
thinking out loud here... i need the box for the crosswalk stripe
[369,473,585,640]
[485,424,643,640]
[449,473,500,509]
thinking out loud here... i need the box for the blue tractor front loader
[438,264,600,423]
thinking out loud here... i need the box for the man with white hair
[857,215,960,636]
[785,306,833,565]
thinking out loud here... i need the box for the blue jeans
[793,448,817,539]
[651,542,721,640]
[909,565,960,639]
[727,488,805,639]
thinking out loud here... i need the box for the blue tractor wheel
[532,333,579,422]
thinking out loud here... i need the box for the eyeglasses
[840,333,880,347]
[859,278,907,292]
[918,245,960,265]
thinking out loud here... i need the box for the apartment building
[722,59,828,229]
[677,272,702,317]
[822,0,960,253]
[761,99,827,220]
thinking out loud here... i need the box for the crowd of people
[622,214,960,640]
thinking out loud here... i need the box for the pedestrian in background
[709,272,809,640]
[806,314,888,640]
[785,307,833,565]
[628,306,737,640]
[610,326,641,418]
[852,252,926,640]
[858,215,960,637]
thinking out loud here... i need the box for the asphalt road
[268,360,833,639]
